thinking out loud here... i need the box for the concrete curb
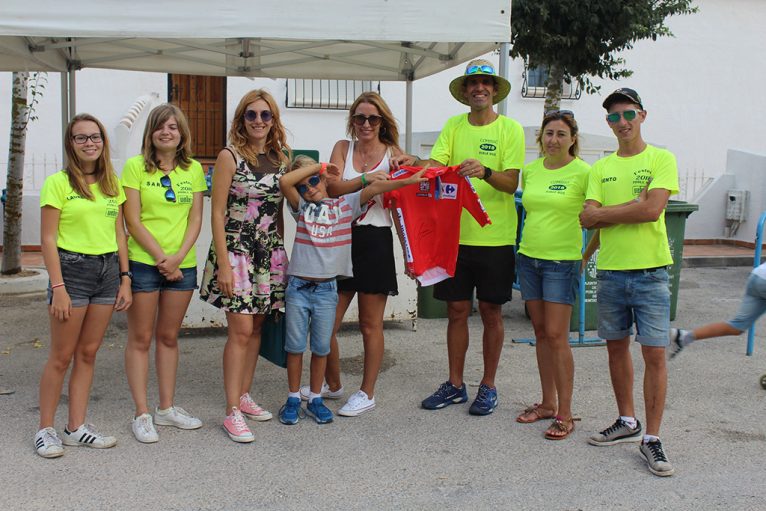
[0,267,48,295]
[682,256,755,268]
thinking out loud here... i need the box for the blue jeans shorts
[727,273,766,331]
[596,267,671,347]
[130,260,198,293]
[48,249,120,307]
[284,276,338,356]
[517,253,579,305]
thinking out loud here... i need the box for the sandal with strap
[516,403,556,424]
[544,416,580,440]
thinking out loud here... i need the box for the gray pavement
[1,266,765,510]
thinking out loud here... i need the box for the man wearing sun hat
[579,88,679,477]
[397,58,525,416]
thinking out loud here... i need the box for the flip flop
[516,403,555,424]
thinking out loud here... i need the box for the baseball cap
[602,88,643,110]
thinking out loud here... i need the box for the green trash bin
[417,285,448,319]
[570,200,699,331]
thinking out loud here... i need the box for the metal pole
[60,71,69,163]
[68,70,76,118]
[497,42,510,116]
[405,79,413,154]
[746,211,766,355]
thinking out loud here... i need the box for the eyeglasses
[544,109,575,118]
[72,133,103,144]
[244,109,273,123]
[606,109,641,124]
[160,175,176,202]
[296,175,321,195]
[466,64,495,75]
[351,114,383,127]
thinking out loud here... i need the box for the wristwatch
[482,166,493,180]
[119,271,133,280]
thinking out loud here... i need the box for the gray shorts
[47,249,120,307]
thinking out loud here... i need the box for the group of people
[33,57,723,479]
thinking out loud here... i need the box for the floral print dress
[200,148,287,314]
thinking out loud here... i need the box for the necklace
[356,143,384,171]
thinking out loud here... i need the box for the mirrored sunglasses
[296,175,321,195]
[160,174,176,202]
[244,109,273,123]
[544,109,575,118]
[351,114,382,127]
[606,109,641,124]
[466,64,495,76]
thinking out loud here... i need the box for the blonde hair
[64,113,120,200]
[345,92,400,149]
[141,103,193,173]
[229,89,291,167]
[291,154,317,172]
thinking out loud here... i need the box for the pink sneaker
[239,393,273,421]
[223,408,254,443]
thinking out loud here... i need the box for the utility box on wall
[726,189,749,222]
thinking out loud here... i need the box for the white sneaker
[62,423,117,449]
[299,382,345,401]
[132,413,159,443]
[34,427,64,458]
[338,390,375,417]
[154,406,203,430]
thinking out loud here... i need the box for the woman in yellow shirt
[35,114,132,458]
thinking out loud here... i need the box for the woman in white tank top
[301,92,405,417]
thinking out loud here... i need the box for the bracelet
[360,173,368,188]
[51,283,65,289]
[320,162,328,175]
[482,166,493,180]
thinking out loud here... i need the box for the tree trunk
[542,63,564,120]
[2,72,29,275]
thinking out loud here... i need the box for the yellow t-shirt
[39,170,125,255]
[121,156,207,268]
[586,144,679,270]
[519,157,590,261]
[430,113,525,246]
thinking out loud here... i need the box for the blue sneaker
[468,384,497,416]
[421,380,468,410]
[278,397,303,425]
[306,397,334,424]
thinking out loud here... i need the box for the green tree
[510,0,698,114]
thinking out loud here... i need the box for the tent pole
[498,42,510,116]
[405,78,413,153]
[68,70,76,119]
[60,71,69,162]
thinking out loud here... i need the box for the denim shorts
[284,276,338,356]
[517,253,579,305]
[47,249,120,307]
[596,268,671,347]
[130,260,198,293]
[727,273,766,331]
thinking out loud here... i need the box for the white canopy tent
[0,0,512,148]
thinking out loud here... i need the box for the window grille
[521,63,581,100]
[286,79,381,110]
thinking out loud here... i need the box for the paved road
[1,266,765,510]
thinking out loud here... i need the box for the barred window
[286,79,380,110]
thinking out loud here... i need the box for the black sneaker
[587,418,642,446]
[421,381,468,410]
[640,439,675,476]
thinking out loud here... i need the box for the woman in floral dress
[200,89,290,443]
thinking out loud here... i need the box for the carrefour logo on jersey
[440,183,458,199]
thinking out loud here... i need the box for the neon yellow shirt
[121,156,207,268]
[430,113,525,246]
[519,157,590,260]
[39,170,125,255]
[586,144,679,270]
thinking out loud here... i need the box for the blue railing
[745,211,766,355]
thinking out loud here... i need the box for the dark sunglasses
[606,109,641,124]
[72,133,103,144]
[244,109,273,123]
[544,109,575,118]
[351,114,383,127]
[296,175,321,195]
[160,175,176,203]
[466,64,495,75]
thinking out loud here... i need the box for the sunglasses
[72,133,103,144]
[296,175,321,195]
[244,109,273,123]
[351,114,383,127]
[544,109,575,118]
[160,175,176,202]
[606,109,641,124]
[466,64,495,75]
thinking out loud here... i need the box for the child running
[277,156,424,425]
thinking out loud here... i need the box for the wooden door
[168,75,226,159]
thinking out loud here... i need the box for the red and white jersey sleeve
[384,165,491,286]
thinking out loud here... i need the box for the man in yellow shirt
[396,59,525,416]
[580,88,679,477]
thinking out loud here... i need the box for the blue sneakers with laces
[468,384,498,415]
[278,396,303,425]
[421,380,468,410]
[306,397,334,424]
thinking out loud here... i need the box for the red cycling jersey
[384,165,491,286]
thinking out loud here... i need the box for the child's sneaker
[338,390,376,417]
[62,423,117,449]
[132,413,159,443]
[640,439,675,477]
[669,328,690,359]
[468,384,498,416]
[306,397,334,424]
[154,406,202,430]
[588,418,643,446]
[299,382,345,401]
[239,393,273,421]
[278,397,303,425]
[223,408,254,443]
[421,380,468,410]
[34,427,64,458]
